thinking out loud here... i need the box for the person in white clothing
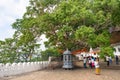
[94,58,100,75]
[106,56,109,66]
[88,56,92,68]
[83,57,87,68]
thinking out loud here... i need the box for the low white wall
[0,61,49,77]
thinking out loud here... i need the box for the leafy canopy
[11,0,120,59]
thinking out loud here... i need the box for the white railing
[0,61,49,77]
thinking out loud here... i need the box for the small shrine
[62,49,73,69]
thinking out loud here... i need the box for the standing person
[83,57,87,68]
[88,56,92,68]
[91,56,95,68]
[106,56,109,66]
[115,55,119,65]
[94,58,100,75]
[109,56,112,64]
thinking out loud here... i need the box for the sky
[0,0,29,41]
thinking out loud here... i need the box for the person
[109,56,112,64]
[88,56,92,68]
[91,56,95,68]
[115,55,119,65]
[106,56,109,66]
[94,58,100,75]
[83,57,87,68]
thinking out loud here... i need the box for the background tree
[40,47,61,61]
[0,38,17,63]
[0,31,41,63]
[12,30,41,62]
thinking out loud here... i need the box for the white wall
[0,61,49,77]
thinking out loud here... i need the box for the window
[68,55,71,61]
[64,55,67,61]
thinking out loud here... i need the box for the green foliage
[95,30,110,46]
[57,25,73,40]
[41,48,61,61]
[111,1,120,25]
[75,25,97,48]
[0,37,40,63]
[75,26,95,39]
[99,46,114,58]
[0,39,17,63]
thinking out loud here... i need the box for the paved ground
[1,61,120,80]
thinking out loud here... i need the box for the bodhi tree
[12,0,120,58]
